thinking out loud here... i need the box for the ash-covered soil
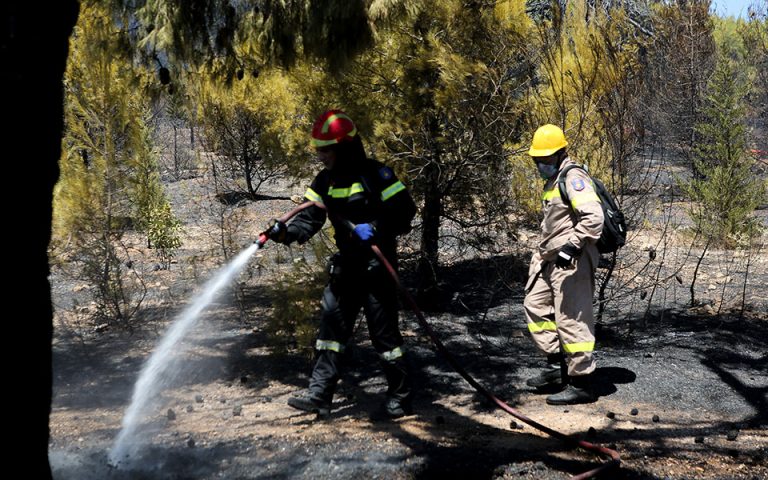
[49,176,768,479]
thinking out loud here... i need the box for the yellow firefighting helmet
[528,124,568,157]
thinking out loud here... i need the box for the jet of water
[109,243,260,466]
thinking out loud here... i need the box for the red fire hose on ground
[257,201,621,479]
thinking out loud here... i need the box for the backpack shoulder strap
[557,164,588,206]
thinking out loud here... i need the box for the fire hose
[257,201,621,479]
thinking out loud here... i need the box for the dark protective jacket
[285,158,417,262]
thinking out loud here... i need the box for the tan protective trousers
[523,246,598,376]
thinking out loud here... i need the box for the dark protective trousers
[308,255,410,403]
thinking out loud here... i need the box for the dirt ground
[49,177,768,479]
[48,306,768,480]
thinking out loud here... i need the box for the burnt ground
[49,279,768,480]
[49,177,768,480]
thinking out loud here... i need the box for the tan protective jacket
[538,157,604,259]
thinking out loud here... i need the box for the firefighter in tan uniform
[523,124,604,405]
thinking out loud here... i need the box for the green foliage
[526,0,645,183]
[116,0,404,75]
[55,1,173,244]
[508,154,542,224]
[683,56,766,246]
[692,55,747,170]
[265,237,332,355]
[79,238,145,329]
[684,161,765,247]
[52,1,176,327]
[146,202,183,268]
[297,1,535,268]
[54,3,140,241]
[714,16,747,61]
[739,2,768,125]
[132,112,178,222]
[193,68,309,196]
[103,0,653,284]
[131,107,184,267]
[649,0,716,155]
[76,0,765,322]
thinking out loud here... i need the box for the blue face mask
[536,162,558,179]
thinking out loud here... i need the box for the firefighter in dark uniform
[267,110,417,418]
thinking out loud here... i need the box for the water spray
[109,243,260,467]
[110,200,620,479]
[110,201,321,467]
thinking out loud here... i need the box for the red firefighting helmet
[310,110,358,148]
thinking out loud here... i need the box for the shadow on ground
[51,254,768,479]
[215,191,291,205]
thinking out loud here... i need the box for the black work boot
[382,396,411,419]
[545,374,596,405]
[379,355,413,419]
[290,350,341,417]
[287,391,331,417]
[526,352,567,389]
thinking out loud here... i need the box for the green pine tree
[684,53,766,247]
[52,1,182,326]
[192,68,307,199]
[292,1,535,299]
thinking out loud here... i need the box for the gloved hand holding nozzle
[265,219,288,244]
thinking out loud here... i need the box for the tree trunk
[244,155,256,199]
[173,123,178,178]
[417,113,445,307]
[690,238,711,307]
[596,252,616,323]
[12,3,79,478]
[241,137,258,199]
[417,159,441,307]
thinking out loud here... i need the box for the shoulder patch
[378,166,394,180]
[571,178,586,191]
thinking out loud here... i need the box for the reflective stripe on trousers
[315,339,345,353]
[380,346,404,361]
[523,247,598,376]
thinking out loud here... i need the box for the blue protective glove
[352,223,376,242]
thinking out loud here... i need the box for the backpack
[557,165,627,254]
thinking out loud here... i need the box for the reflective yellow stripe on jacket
[543,186,600,208]
[381,181,406,201]
[542,188,560,202]
[304,187,323,204]
[328,182,364,198]
[569,188,601,208]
